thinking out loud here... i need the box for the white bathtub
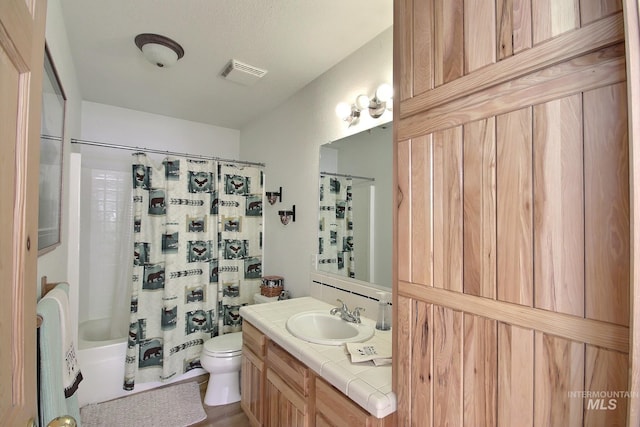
[76,318,203,407]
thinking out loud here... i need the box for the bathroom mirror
[38,45,66,254]
[318,123,392,288]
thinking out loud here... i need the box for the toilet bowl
[201,293,280,406]
[200,331,243,406]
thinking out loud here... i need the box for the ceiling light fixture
[135,33,185,68]
[336,83,393,125]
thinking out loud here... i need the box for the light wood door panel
[397,139,412,284]
[434,0,464,86]
[462,118,497,299]
[496,107,533,307]
[410,135,432,286]
[433,306,463,426]
[580,0,622,25]
[410,300,433,426]
[497,323,534,427]
[533,333,585,426]
[584,346,628,425]
[463,314,497,427]
[533,95,585,317]
[532,0,580,44]
[433,127,463,292]
[0,0,46,425]
[394,0,634,424]
[584,82,629,326]
[464,0,496,72]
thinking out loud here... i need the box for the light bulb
[355,94,370,111]
[335,102,352,120]
[375,83,393,103]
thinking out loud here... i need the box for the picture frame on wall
[38,44,66,255]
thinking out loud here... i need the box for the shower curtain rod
[320,171,375,182]
[70,138,265,167]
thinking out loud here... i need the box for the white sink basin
[286,310,374,346]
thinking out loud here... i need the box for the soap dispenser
[376,291,392,331]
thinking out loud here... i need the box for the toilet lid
[204,332,242,355]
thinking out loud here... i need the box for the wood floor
[192,375,251,427]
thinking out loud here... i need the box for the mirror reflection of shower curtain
[124,154,263,390]
[318,175,354,278]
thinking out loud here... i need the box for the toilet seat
[203,332,242,358]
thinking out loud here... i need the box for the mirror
[317,123,392,288]
[38,45,66,254]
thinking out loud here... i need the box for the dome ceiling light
[134,33,185,68]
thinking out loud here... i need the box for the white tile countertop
[239,296,396,419]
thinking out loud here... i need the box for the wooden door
[0,0,47,425]
[393,0,637,425]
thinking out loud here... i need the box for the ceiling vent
[221,59,268,86]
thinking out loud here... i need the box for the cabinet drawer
[243,320,266,357]
[266,340,310,397]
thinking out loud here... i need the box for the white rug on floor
[80,381,206,427]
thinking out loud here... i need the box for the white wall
[240,27,393,298]
[79,102,240,158]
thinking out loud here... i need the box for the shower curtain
[124,153,263,390]
[318,175,355,278]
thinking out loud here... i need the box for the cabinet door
[266,368,308,427]
[241,346,264,427]
[315,377,376,427]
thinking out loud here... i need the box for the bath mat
[80,381,206,427]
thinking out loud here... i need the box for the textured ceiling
[59,0,393,130]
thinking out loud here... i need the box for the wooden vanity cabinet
[241,320,395,426]
[265,340,312,427]
[241,321,267,426]
[315,377,393,427]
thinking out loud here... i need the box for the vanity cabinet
[265,340,311,426]
[241,321,266,426]
[315,377,389,427]
[241,320,395,427]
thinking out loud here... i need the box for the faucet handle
[336,298,348,309]
[352,307,365,322]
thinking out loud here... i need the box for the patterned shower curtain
[318,175,354,278]
[124,153,263,390]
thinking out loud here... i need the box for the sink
[286,311,375,346]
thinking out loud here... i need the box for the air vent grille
[221,59,268,86]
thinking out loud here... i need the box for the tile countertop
[239,296,396,419]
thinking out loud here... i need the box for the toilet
[200,331,243,406]
[200,293,279,406]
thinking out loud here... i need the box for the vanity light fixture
[335,102,361,127]
[266,187,282,205]
[336,83,393,124]
[278,205,296,225]
[135,33,185,68]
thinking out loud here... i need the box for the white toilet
[200,331,243,406]
[200,293,279,406]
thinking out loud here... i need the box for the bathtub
[76,318,204,407]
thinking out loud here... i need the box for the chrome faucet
[330,299,364,323]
